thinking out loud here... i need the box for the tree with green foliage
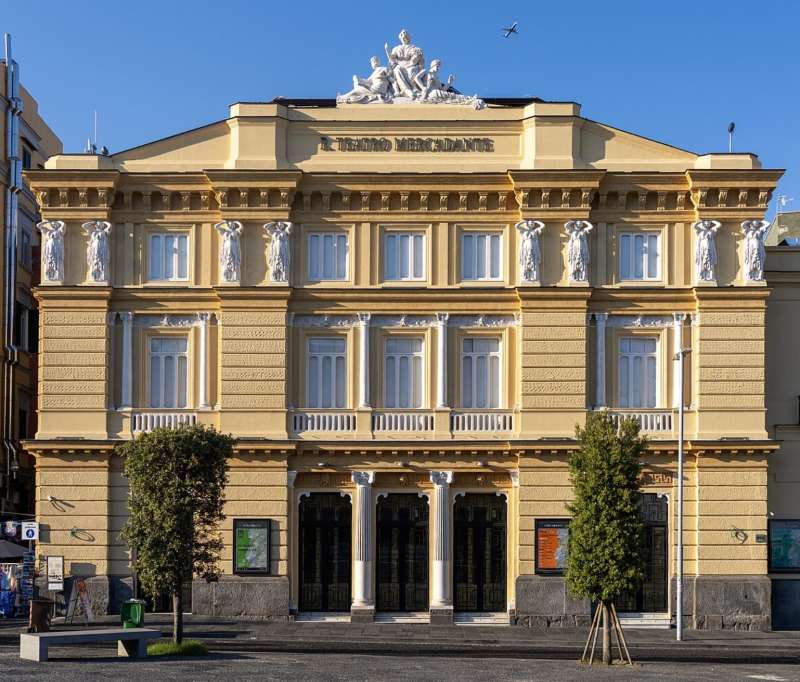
[119,424,234,644]
[566,411,646,665]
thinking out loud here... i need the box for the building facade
[23,39,783,627]
[1,35,62,514]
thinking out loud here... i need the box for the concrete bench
[20,628,161,662]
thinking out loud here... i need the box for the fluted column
[198,313,210,409]
[594,312,608,408]
[351,471,375,617]
[673,313,686,408]
[120,312,133,408]
[436,314,448,408]
[358,313,370,408]
[430,471,453,618]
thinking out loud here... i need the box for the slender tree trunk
[173,583,183,645]
[602,601,611,665]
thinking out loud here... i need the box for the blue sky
[5,0,797,213]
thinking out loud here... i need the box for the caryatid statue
[384,29,424,99]
[565,220,593,283]
[214,220,243,283]
[741,219,770,282]
[693,219,721,283]
[37,220,65,283]
[264,221,293,283]
[82,220,112,283]
[515,220,545,283]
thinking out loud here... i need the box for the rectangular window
[149,233,189,281]
[22,147,32,170]
[618,337,657,408]
[461,337,501,408]
[149,337,188,408]
[461,232,501,281]
[384,232,425,281]
[619,233,659,280]
[307,337,346,408]
[384,337,423,408]
[308,232,348,281]
[19,228,32,268]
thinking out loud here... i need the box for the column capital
[197,312,211,325]
[510,471,520,487]
[435,312,449,326]
[287,470,297,488]
[672,312,687,324]
[430,471,453,486]
[119,311,134,324]
[357,312,371,326]
[352,471,375,486]
[592,311,608,325]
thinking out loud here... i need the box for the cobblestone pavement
[2,649,800,681]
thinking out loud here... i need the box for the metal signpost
[674,349,691,641]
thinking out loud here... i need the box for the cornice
[694,287,771,308]
[34,286,112,304]
[508,169,606,188]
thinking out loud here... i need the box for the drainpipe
[2,33,22,511]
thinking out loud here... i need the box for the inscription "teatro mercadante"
[320,136,495,152]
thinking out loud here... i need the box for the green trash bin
[121,599,145,629]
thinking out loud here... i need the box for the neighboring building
[24,34,782,628]
[765,240,800,628]
[766,210,800,246]
[0,35,62,514]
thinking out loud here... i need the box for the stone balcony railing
[605,409,675,435]
[131,410,198,433]
[450,410,515,433]
[372,410,435,432]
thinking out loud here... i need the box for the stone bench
[20,628,162,662]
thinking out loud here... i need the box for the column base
[350,605,375,623]
[429,606,453,625]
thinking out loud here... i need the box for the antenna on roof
[727,122,735,153]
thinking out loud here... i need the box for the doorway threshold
[617,612,671,629]
[454,612,509,626]
[296,612,351,623]
[375,612,430,624]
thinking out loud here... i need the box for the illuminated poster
[234,519,271,575]
[535,519,569,575]
[770,520,800,572]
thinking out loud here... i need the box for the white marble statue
[264,221,292,283]
[385,29,425,99]
[694,219,721,283]
[337,56,392,104]
[741,219,770,282]
[82,220,111,283]
[37,220,65,283]
[337,28,485,108]
[515,220,545,283]
[565,220,593,282]
[413,59,485,110]
[214,220,243,283]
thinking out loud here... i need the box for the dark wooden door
[454,493,507,612]
[376,494,429,612]
[299,493,352,611]
[616,493,668,613]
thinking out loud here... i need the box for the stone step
[617,612,672,629]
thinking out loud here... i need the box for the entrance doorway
[298,493,352,612]
[616,493,668,613]
[376,494,429,612]
[453,493,507,612]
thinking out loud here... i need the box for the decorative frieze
[291,313,518,329]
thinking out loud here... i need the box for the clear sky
[5,0,797,213]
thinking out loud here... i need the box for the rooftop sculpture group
[337,29,485,110]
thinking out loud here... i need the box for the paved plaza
[2,648,800,681]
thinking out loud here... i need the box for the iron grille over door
[376,494,429,612]
[615,492,668,613]
[454,493,507,612]
[299,493,352,612]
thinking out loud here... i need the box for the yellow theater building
[23,32,785,628]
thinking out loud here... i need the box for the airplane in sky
[502,22,518,38]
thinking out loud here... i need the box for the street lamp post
[673,348,691,641]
